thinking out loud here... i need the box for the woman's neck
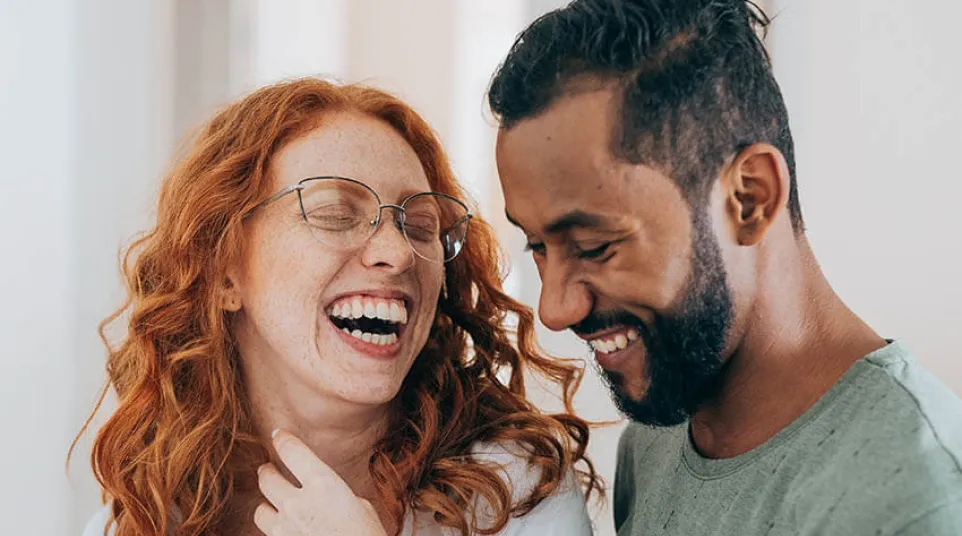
[247,376,392,497]
[221,367,396,535]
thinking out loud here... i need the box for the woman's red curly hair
[73,78,601,535]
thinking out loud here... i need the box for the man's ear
[721,143,791,246]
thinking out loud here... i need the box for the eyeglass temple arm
[252,183,305,212]
[441,214,473,234]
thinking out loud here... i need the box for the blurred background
[1,0,960,535]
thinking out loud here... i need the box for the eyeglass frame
[247,175,473,263]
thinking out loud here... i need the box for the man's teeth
[328,296,408,324]
[589,328,640,354]
[342,328,399,346]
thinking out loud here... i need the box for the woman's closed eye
[308,211,363,231]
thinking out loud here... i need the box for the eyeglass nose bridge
[372,203,407,232]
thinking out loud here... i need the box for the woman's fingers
[272,429,347,493]
[253,501,280,535]
[257,462,296,510]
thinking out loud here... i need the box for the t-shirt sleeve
[895,499,962,536]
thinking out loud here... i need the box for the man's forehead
[496,88,678,236]
[495,95,629,216]
[497,89,617,155]
[505,204,617,235]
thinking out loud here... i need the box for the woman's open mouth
[326,295,408,355]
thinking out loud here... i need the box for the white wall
[71,2,177,531]
[770,0,962,393]
[0,0,176,533]
[0,1,77,534]
[247,0,349,89]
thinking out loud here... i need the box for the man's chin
[614,395,692,427]
[609,376,649,404]
[603,372,692,427]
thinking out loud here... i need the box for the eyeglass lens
[296,178,469,263]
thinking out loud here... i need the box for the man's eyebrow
[545,210,607,234]
[505,209,608,234]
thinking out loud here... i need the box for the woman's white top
[82,442,594,535]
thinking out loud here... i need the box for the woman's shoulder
[468,440,583,496]
[465,440,594,535]
[81,505,113,536]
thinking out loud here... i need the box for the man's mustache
[571,310,644,337]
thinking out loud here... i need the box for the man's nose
[537,259,593,332]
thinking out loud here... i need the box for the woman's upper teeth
[329,296,408,324]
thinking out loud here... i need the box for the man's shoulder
[860,341,962,457]
[788,341,962,532]
[834,341,962,473]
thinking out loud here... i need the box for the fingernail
[271,428,280,439]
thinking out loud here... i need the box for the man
[488,0,962,534]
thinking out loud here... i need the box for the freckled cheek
[245,261,339,349]
[263,262,331,306]
[413,265,443,327]
[255,290,320,345]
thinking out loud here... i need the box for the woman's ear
[221,270,243,312]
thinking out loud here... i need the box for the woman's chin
[320,377,406,407]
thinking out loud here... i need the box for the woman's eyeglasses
[250,176,472,264]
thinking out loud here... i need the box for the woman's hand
[254,429,389,536]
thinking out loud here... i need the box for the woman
[76,78,601,535]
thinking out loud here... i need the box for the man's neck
[690,239,886,459]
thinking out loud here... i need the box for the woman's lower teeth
[343,328,397,346]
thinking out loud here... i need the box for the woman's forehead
[272,113,431,198]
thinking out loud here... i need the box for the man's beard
[581,214,733,427]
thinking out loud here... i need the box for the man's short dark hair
[488,0,803,232]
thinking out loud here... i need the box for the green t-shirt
[613,341,962,535]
